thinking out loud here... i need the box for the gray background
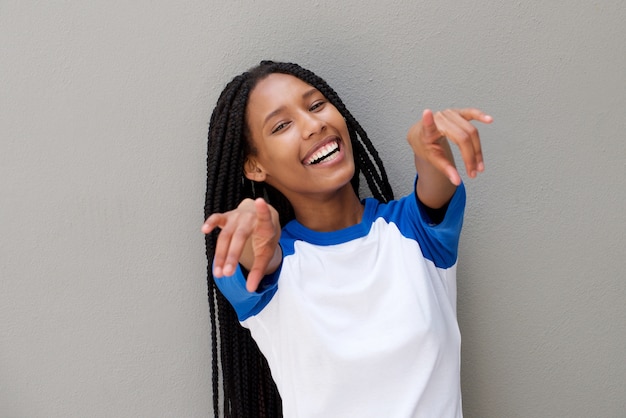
[2,1,625,417]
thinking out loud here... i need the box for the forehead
[247,73,317,115]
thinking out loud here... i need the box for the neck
[290,185,364,232]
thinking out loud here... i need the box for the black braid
[204,60,394,417]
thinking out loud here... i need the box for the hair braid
[205,60,393,417]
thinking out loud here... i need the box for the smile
[304,140,341,165]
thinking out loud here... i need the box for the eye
[309,100,326,112]
[271,121,290,134]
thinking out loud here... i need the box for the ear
[243,157,267,182]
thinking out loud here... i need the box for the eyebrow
[263,88,320,126]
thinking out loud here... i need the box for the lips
[302,137,341,166]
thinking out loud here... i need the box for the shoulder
[366,183,466,269]
[368,182,465,228]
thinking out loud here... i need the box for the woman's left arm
[407,108,493,209]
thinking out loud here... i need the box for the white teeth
[306,141,339,165]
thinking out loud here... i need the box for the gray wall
[1,1,624,417]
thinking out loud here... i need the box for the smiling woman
[202,60,491,417]
[243,73,359,229]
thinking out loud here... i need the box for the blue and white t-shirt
[216,182,466,418]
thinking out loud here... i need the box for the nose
[300,111,325,139]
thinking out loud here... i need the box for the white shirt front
[216,184,466,417]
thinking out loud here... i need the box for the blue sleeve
[213,262,280,321]
[413,182,466,268]
[376,178,466,269]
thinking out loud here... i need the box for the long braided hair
[204,61,394,417]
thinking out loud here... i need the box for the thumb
[421,109,439,138]
[254,198,272,224]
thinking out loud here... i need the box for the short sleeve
[371,178,466,269]
[213,263,280,321]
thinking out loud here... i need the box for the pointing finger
[202,213,227,234]
[458,108,493,124]
[434,110,483,178]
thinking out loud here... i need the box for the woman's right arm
[202,198,282,292]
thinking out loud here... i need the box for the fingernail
[227,263,238,276]
[478,162,485,172]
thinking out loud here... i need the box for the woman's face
[244,73,355,206]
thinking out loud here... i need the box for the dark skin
[202,74,492,291]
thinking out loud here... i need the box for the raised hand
[202,198,282,292]
[408,108,493,187]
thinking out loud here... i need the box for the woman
[202,60,492,417]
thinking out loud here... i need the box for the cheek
[335,115,350,138]
[339,124,353,153]
[258,138,297,168]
